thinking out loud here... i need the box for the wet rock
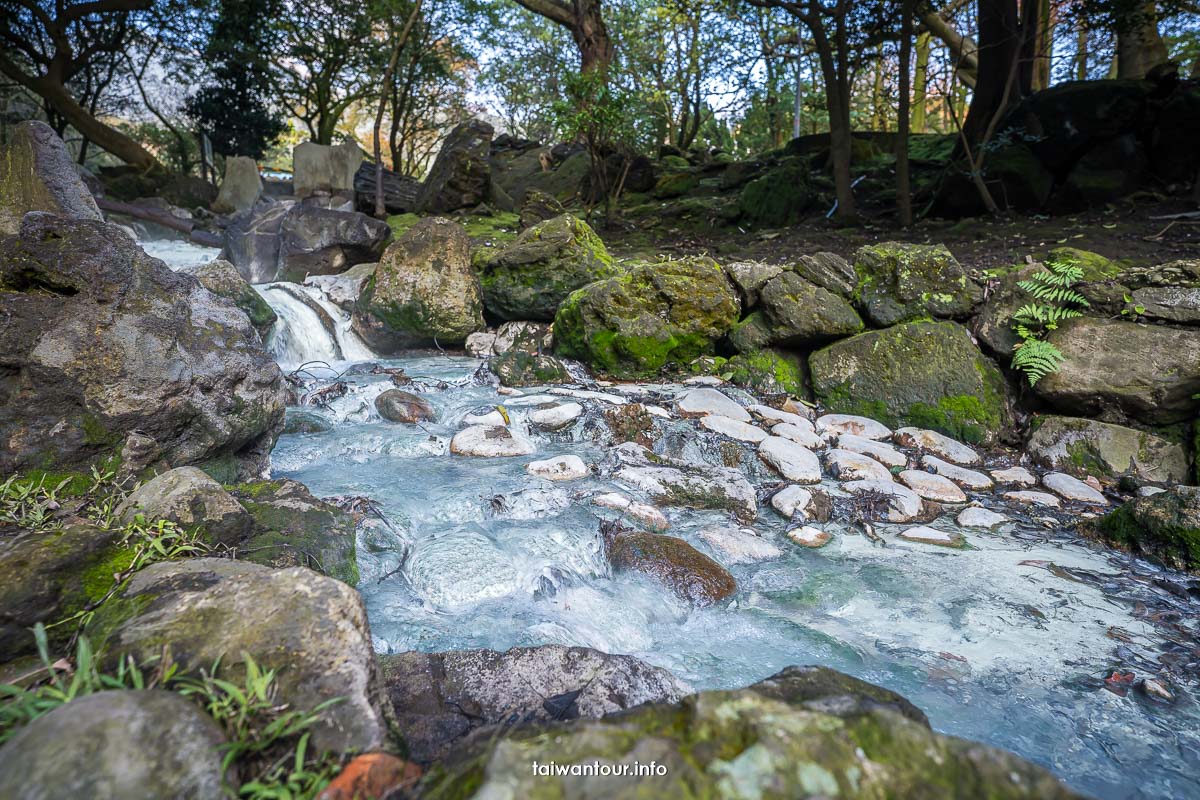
[957,506,1008,529]
[843,479,925,523]
[698,525,783,564]
[1096,486,1200,572]
[192,258,277,338]
[451,425,536,457]
[749,403,813,427]
[416,119,493,213]
[726,311,773,353]
[615,463,757,522]
[894,427,980,465]
[526,455,589,481]
[811,321,1010,446]
[923,455,993,490]
[276,203,392,283]
[304,262,375,311]
[770,485,832,522]
[212,155,262,213]
[757,271,864,346]
[825,449,894,482]
[724,348,807,396]
[603,403,661,447]
[899,525,966,548]
[375,389,435,423]
[353,217,483,349]
[554,256,740,379]
[836,434,907,469]
[494,320,554,355]
[677,387,750,421]
[991,466,1037,486]
[1026,415,1189,484]
[463,407,507,426]
[0,120,101,235]
[899,470,967,503]
[294,140,361,199]
[699,414,767,443]
[477,214,618,321]
[604,525,737,606]
[0,215,286,480]
[1042,472,1108,505]
[852,241,981,326]
[1004,490,1062,508]
[772,422,825,449]
[787,525,832,548]
[0,690,229,800]
[759,436,822,483]
[378,644,689,763]
[816,413,892,440]
[99,559,393,753]
[592,492,669,532]
[466,331,497,357]
[491,351,572,387]
[115,466,252,546]
[529,402,583,431]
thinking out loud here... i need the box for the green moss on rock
[738,157,814,228]
[852,241,981,327]
[725,349,807,397]
[1095,487,1200,573]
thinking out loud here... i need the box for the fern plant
[1010,256,1090,386]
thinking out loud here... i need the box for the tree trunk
[1032,0,1053,91]
[572,0,613,75]
[962,0,1021,146]
[1076,23,1088,80]
[374,0,424,218]
[912,31,930,133]
[871,47,887,131]
[1117,2,1168,79]
[810,18,855,220]
[897,1,914,227]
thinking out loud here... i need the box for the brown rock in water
[602,521,736,606]
[375,389,435,423]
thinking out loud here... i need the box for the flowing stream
[155,243,1199,800]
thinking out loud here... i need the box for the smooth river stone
[676,388,750,421]
[836,434,907,469]
[816,413,892,441]
[592,492,669,532]
[700,414,768,443]
[842,479,924,523]
[771,422,825,449]
[748,404,813,430]
[698,525,783,564]
[529,402,583,430]
[1003,490,1061,508]
[1042,472,1108,505]
[898,470,967,503]
[615,465,757,522]
[956,506,1008,529]
[450,425,536,457]
[758,436,822,483]
[787,525,831,548]
[526,455,589,481]
[463,407,507,427]
[899,525,966,548]
[894,427,981,465]
[922,455,993,490]
[825,449,893,482]
[990,466,1037,487]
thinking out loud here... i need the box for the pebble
[769,485,828,521]
[1003,490,1061,508]
[496,386,521,396]
[1042,472,1108,505]
[816,414,892,441]
[758,436,822,483]
[526,455,589,481]
[450,425,536,457]
[683,375,726,386]
[463,408,507,427]
[893,427,980,465]
[956,506,1008,529]
[748,404,813,430]
[787,525,831,548]
[677,388,750,421]
[899,525,966,548]
[825,449,894,482]
[922,455,993,490]
[700,415,768,443]
[698,525,784,564]
[592,492,669,532]
[991,466,1036,486]
[836,434,907,469]
[843,480,924,523]
[529,402,583,431]
[644,405,673,419]
[899,470,967,503]
[771,422,825,449]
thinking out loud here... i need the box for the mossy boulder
[1026,416,1189,485]
[554,256,740,379]
[191,258,277,338]
[725,349,807,397]
[423,665,1081,799]
[0,120,101,236]
[759,272,864,347]
[810,321,1011,445]
[726,311,773,354]
[652,170,698,199]
[738,157,814,227]
[116,467,252,547]
[490,351,572,387]
[852,242,981,327]
[352,216,484,351]
[477,214,618,321]
[1095,486,1200,573]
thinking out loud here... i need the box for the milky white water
[148,241,1199,800]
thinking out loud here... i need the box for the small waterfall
[256,282,375,368]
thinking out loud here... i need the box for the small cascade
[256,282,375,368]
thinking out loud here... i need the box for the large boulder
[116,466,252,546]
[1035,317,1200,424]
[810,321,1010,445]
[379,645,690,763]
[1026,415,1190,485]
[293,140,362,199]
[852,242,981,327]
[1095,486,1200,573]
[190,258,276,338]
[423,665,1081,799]
[477,214,619,321]
[554,256,740,379]
[738,157,814,227]
[757,271,864,347]
[220,200,293,283]
[417,119,493,213]
[211,155,262,213]
[0,214,286,480]
[94,558,393,753]
[0,120,101,235]
[352,217,484,350]
[0,690,230,800]
[603,525,737,606]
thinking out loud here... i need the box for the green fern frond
[1011,339,1064,386]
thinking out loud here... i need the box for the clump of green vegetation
[1010,255,1089,386]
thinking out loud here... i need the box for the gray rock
[922,455,993,490]
[0,121,100,235]
[825,448,894,481]
[615,463,757,522]
[899,470,967,503]
[116,467,252,546]
[293,140,362,199]
[724,260,783,306]
[893,427,980,465]
[1042,472,1108,505]
[192,258,276,337]
[852,242,981,326]
[450,425,536,457]
[677,388,750,421]
[494,320,553,355]
[843,479,926,523]
[698,525,783,563]
[0,215,286,480]
[211,155,262,213]
[417,119,494,213]
[758,271,864,346]
[102,559,393,754]
[378,645,690,763]
[957,506,1008,529]
[220,200,293,283]
[791,251,857,295]
[759,436,822,483]
[0,690,229,800]
[1129,286,1200,324]
[303,262,376,311]
[1026,415,1189,484]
